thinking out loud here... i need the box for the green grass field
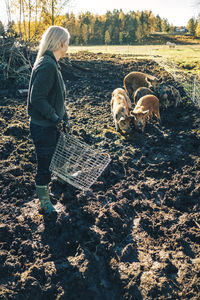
[68,44,200,75]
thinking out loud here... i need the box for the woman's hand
[56,118,71,133]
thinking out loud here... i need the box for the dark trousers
[30,122,59,185]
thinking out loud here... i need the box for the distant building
[174,26,188,33]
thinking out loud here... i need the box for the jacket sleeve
[30,62,59,122]
[63,110,69,122]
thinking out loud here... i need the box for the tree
[161,19,170,32]
[136,12,145,41]
[195,20,200,36]
[119,10,125,31]
[63,12,76,43]
[187,18,196,35]
[155,15,162,32]
[0,21,5,36]
[3,6,172,44]
[148,11,157,33]
[105,29,111,44]
[9,0,72,41]
[4,0,12,24]
[136,22,143,41]
[7,20,17,37]
[49,0,71,25]
[119,31,126,44]
[82,24,88,44]
[142,11,152,37]
[90,16,104,44]
[125,12,138,44]
[28,0,33,40]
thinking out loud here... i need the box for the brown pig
[111,88,132,133]
[130,94,160,132]
[146,78,181,108]
[123,71,162,102]
[134,87,155,105]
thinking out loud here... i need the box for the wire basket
[49,132,111,191]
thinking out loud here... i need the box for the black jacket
[27,50,68,126]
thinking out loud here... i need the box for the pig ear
[129,106,134,110]
[119,117,125,122]
[130,111,136,120]
[142,110,149,115]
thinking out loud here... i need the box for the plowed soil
[0,52,200,300]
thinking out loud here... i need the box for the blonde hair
[34,25,70,66]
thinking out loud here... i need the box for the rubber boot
[36,185,55,214]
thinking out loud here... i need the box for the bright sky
[67,0,199,26]
[0,0,199,26]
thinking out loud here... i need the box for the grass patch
[68,44,200,75]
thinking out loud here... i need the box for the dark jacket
[27,50,68,126]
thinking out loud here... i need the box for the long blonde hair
[34,25,70,66]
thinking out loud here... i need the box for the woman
[27,25,71,214]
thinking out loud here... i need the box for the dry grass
[68,44,200,75]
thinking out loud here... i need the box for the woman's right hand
[56,118,71,133]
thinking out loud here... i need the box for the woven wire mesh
[49,133,111,191]
[152,55,200,107]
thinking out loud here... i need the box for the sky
[67,0,199,26]
[0,0,199,26]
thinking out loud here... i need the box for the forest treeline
[0,0,199,45]
[0,0,173,44]
[63,10,172,45]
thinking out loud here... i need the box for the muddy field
[0,52,200,299]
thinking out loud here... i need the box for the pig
[123,71,162,102]
[111,88,132,133]
[130,94,160,132]
[134,87,155,105]
[146,78,181,108]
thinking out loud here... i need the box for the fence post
[173,62,177,80]
[193,75,196,104]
